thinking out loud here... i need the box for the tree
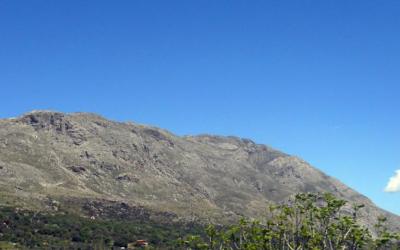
[177,193,400,250]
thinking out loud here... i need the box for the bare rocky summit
[0,111,399,230]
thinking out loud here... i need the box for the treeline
[177,193,400,250]
[0,193,399,249]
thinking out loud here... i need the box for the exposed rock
[18,111,74,136]
[70,165,86,173]
[116,173,139,183]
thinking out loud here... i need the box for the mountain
[0,110,399,231]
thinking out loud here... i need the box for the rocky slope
[0,111,398,230]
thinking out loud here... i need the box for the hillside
[0,111,399,231]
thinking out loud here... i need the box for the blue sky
[1,1,399,214]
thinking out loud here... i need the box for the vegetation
[0,193,399,249]
[177,193,400,250]
[0,206,203,249]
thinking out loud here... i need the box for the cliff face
[0,111,398,229]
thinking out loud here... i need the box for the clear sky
[1,1,399,214]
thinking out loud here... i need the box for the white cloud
[384,170,400,193]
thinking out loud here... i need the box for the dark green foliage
[0,206,203,249]
[177,193,400,250]
[1,193,399,249]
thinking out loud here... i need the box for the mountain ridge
[0,110,398,231]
